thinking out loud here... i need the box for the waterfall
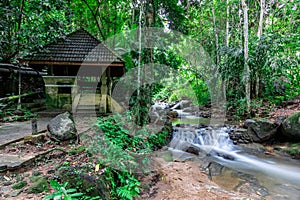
[169,125,300,187]
[169,125,235,154]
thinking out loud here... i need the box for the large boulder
[280,112,300,141]
[243,119,256,129]
[246,119,278,143]
[47,111,77,141]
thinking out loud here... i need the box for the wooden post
[100,72,108,113]
[32,118,38,135]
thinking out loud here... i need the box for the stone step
[76,105,99,110]
[78,100,100,105]
[0,154,35,172]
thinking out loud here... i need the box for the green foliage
[94,113,169,152]
[12,181,27,189]
[104,168,140,200]
[87,112,170,199]
[43,180,83,200]
[285,143,300,157]
[0,0,73,62]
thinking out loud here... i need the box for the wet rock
[150,103,170,123]
[171,100,191,110]
[167,110,178,119]
[280,112,300,141]
[229,128,251,144]
[238,143,266,155]
[182,107,193,112]
[243,119,256,129]
[207,162,223,176]
[47,111,77,141]
[209,149,235,161]
[185,145,204,156]
[247,119,278,143]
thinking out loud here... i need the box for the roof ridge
[78,28,101,44]
[75,28,123,62]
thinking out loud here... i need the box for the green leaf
[43,191,62,200]
[64,196,72,200]
[66,188,77,193]
[70,192,83,197]
[49,179,61,191]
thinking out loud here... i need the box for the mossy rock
[281,112,300,141]
[56,166,108,199]
[24,134,45,144]
[26,176,48,194]
[12,181,27,189]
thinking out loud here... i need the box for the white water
[170,126,300,189]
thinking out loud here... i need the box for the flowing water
[169,123,300,199]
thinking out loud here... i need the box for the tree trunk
[137,2,143,96]
[212,4,219,66]
[224,0,230,99]
[255,0,265,98]
[242,0,251,114]
[226,0,230,47]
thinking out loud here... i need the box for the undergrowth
[87,112,170,200]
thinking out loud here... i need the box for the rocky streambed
[166,120,300,200]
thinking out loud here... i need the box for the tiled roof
[24,29,123,64]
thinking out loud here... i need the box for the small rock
[168,111,178,119]
[3,181,13,186]
[32,170,42,176]
[10,189,22,197]
[47,169,55,174]
[238,139,244,144]
[1,186,11,193]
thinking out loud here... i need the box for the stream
[168,118,300,199]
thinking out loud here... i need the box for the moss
[285,143,300,157]
[273,146,282,151]
[288,112,300,125]
[29,175,40,183]
[12,181,27,189]
[26,177,49,194]
[68,145,86,155]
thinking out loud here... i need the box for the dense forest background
[1,0,299,118]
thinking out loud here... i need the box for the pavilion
[20,28,125,115]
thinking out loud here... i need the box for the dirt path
[0,117,51,147]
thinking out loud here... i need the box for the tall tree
[241,0,250,114]
[254,0,265,98]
